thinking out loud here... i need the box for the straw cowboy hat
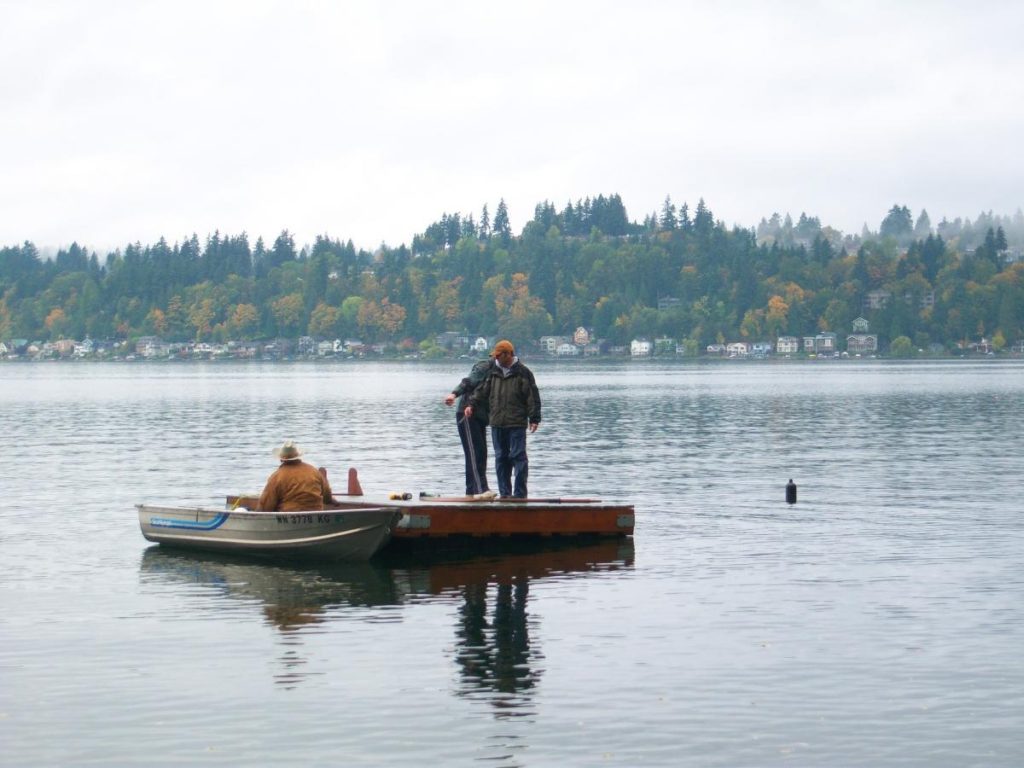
[273,440,304,462]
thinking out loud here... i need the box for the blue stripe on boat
[150,512,230,530]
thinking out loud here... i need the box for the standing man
[444,357,495,498]
[465,340,541,499]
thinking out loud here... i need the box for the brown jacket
[257,461,333,512]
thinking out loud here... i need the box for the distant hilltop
[2,198,1022,357]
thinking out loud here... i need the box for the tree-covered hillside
[2,196,1023,353]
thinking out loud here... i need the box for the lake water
[1,359,1022,767]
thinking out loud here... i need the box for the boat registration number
[275,514,339,524]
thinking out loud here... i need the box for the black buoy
[785,478,797,504]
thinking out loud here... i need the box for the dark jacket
[469,358,541,428]
[452,358,492,422]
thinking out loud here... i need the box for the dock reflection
[139,538,634,699]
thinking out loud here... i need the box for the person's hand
[464,406,474,418]
[444,393,455,406]
[529,422,539,433]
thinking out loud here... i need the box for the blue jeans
[492,426,528,498]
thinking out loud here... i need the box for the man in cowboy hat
[464,340,541,498]
[257,440,334,512]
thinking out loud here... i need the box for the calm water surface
[1,359,1022,767]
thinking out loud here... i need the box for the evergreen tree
[253,237,268,277]
[479,204,491,238]
[270,230,297,269]
[794,213,821,244]
[914,209,932,240]
[461,214,477,240]
[493,199,512,244]
[693,198,714,237]
[678,202,691,232]
[995,225,1008,253]
[880,204,913,242]
[921,234,946,283]
[659,196,678,230]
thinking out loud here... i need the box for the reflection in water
[139,548,402,686]
[139,538,634,698]
[387,539,635,718]
[457,580,534,716]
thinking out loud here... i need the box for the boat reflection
[139,547,400,629]
[140,538,634,699]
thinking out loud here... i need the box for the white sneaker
[473,490,498,500]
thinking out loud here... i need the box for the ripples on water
[1,360,1022,766]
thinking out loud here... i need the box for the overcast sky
[2,0,1022,254]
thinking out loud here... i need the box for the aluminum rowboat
[137,504,401,561]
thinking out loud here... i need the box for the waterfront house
[654,337,677,355]
[967,338,992,354]
[137,336,171,359]
[53,338,76,356]
[435,331,469,351]
[556,342,580,357]
[228,341,259,358]
[539,335,570,354]
[847,317,878,355]
[847,334,878,354]
[803,332,837,356]
[630,339,652,357]
[73,338,94,357]
[726,341,749,357]
[297,336,316,356]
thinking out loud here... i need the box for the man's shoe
[473,490,498,500]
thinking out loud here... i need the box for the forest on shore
[2,195,1023,354]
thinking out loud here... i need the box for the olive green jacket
[469,358,541,428]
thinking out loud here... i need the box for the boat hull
[137,504,401,561]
